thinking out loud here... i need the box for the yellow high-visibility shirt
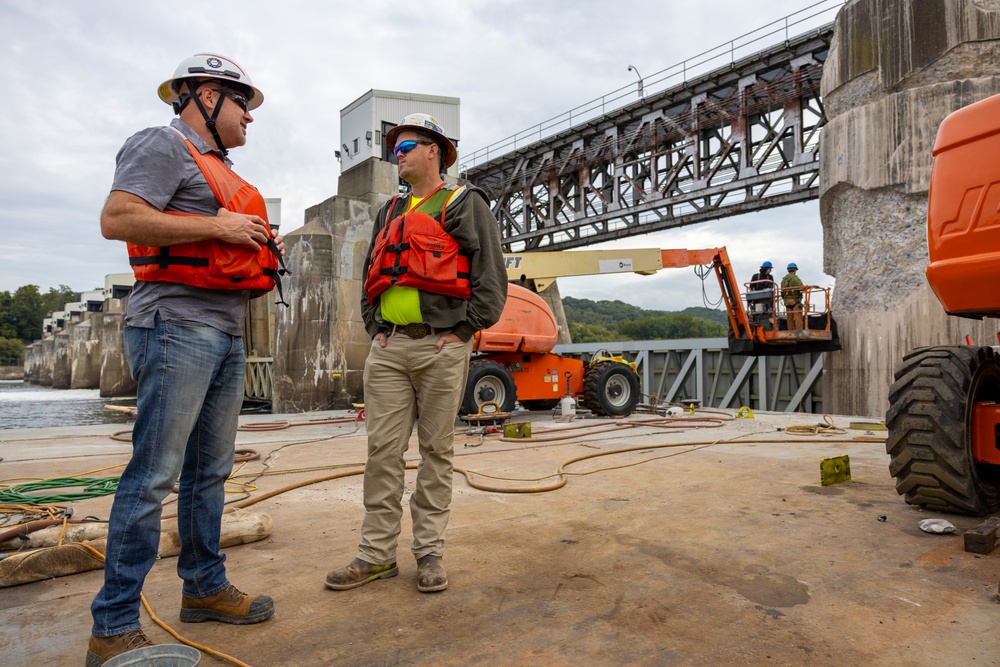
[379,189,460,324]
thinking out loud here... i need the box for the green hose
[0,477,119,504]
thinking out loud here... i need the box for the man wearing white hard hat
[325,113,507,594]
[88,53,280,665]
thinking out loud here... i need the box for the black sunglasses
[211,88,250,113]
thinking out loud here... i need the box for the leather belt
[392,323,445,339]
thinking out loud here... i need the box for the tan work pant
[357,332,473,564]
[785,298,804,330]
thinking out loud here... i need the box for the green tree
[8,285,44,341]
[0,291,15,339]
[41,285,80,315]
[679,306,729,326]
[562,296,664,329]
[619,314,727,340]
[568,322,620,343]
[0,337,24,365]
[562,296,731,342]
[0,284,80,343]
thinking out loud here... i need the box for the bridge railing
[460,0,844,174]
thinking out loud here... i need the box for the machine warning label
[599,259,633,273]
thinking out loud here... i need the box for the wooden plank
[963,516,1000,555]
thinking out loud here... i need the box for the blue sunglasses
[393,139,434,157]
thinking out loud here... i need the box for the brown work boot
[325,557,398,590]
[179,584,274,624]
[86,628,154,666]
[416,554,448,593]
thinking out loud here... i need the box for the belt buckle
[403,323,428,338]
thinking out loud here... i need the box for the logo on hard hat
[206,57,222,69]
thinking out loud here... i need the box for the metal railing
[245,357,273,400]
[554,338,826,413]
[460,0,844,174]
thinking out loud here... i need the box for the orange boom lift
[460,246,838,417]
[886,93,1000,516]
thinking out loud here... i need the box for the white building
[339,90,460,178]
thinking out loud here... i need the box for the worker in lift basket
[748,261,776,328]
[324,113,508,594]
[749,260,775,291]
[781,262,806,329]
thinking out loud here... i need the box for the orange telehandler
[886,93,1000,516]
[460,246,838,417]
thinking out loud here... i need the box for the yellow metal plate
[820,455,851,486]
[503,422,532,439]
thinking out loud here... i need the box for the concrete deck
[1,409,998,666]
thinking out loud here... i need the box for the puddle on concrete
[733,565,810,607]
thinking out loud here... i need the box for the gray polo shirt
[112,118,249,336]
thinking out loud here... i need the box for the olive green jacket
[781,272,804,301]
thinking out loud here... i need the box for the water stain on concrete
[732,565,810,608]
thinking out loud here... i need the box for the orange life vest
[364,184,471,304]
[127,131,287,300]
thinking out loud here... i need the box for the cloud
[0,0,842,307]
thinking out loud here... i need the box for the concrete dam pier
[820,0,1000,418]
[271,160,397,412]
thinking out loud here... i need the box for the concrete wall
[99,313,135,398]
[36,339,53,386]
[23,342,39,382]
[70,317,103,389]
[51,329,72,388]
[272,158,395,412]
[819,0,1000,418]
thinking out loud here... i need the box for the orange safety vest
[364,184,471,304]
[127,131,287,300]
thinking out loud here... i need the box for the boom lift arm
[501,247,838,355]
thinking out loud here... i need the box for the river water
[0,381,136,430]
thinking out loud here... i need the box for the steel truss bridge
[464,21,835,251]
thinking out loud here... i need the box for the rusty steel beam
[466,25,833,252]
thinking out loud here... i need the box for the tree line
[563,296,729,343]
[0,285,81,364]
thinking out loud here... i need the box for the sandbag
[0,511,272,587]
[0,522,111,551]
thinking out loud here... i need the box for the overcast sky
[0,0,842,311]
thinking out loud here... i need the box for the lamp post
[627,65,644,99]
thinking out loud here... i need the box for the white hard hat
[157,53,264,111]
[386,113,458,169]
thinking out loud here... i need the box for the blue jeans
[91,314,245,637]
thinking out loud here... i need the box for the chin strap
[179,80,229,156]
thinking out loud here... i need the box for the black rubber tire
[461,360,517,416]
[519,399,561,412]
[885,345,1000,516]
[582,361,641,417]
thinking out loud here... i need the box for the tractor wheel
[885,345,1000,516]
[520,399,561,412]
[461,360,517,416]
[582,361,640,417]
